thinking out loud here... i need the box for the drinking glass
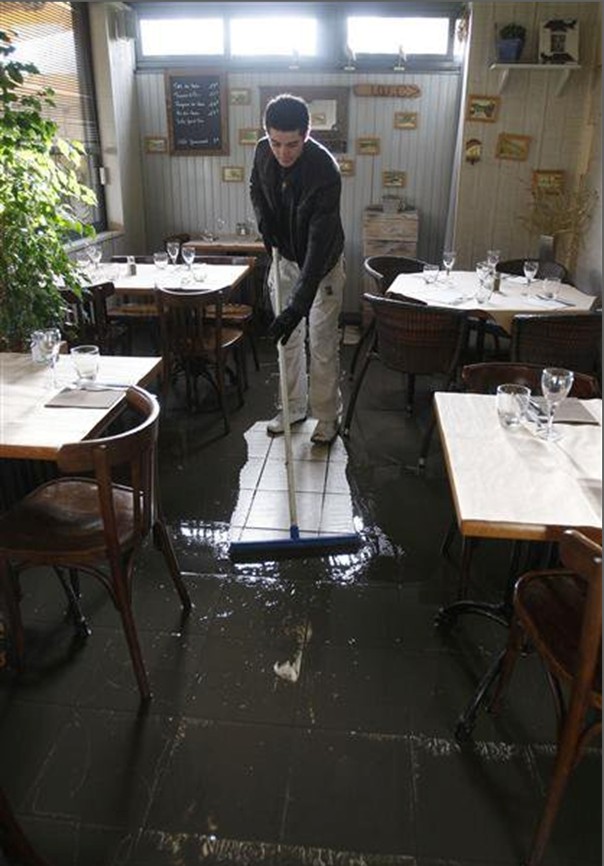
[487,249,501,269]
[88,245,102,271]
[182,246,196,269]
[496,383,530,430]
[166,241,180,266]
[422,263,439,284]
[523,259,539,297]
[542,277,561,300]
[539,367,574,441]
[38,327,62,388]
[215,216,226,235]
[71,344,100,383]
[475,273,494,304]
[476,260,490,285]
[153,251,168,269]
[442,250,456,283]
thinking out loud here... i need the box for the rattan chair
[489,529,602,866]
[0,387,192,701]
[510,311,602,376]
[155,287,245,433]
[349,255,428,380]
[343,294,469,470]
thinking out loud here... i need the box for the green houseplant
[497,23,526,62]
[0,29,97,350]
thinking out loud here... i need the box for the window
[139,17,224,56]
[230,17,317,57]
[0,1,107,232]
[347,16,450,56]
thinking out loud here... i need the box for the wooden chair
[489,529,602,866]
[108,257,158,349]
[350,255,428,380]
[192,254,260,372]
[343,294,469,470]
[59,283,128,354]
[510,312,602,377]
[0,387,192,702]
[496,258,569,283]
[155,287,245,434]
[461,362,601,399]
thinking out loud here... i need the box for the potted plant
[0,29,97,351]
[497,23,526,63]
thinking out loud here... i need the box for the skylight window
[230,17,317,57]
[347,16,450,56]
[139,18,224,56]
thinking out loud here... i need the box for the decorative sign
[336,157,355,176]
[466,95,500,123]
[222,166,245,182]
[382,170,406,188]
[394,112,418,130]
[539,19,579,64]
[532,170,566,194]
[238,128,262,146]
[465,138,482,164]
[165,70,228,156]
[495,133,531,161]
[144,136,167,154]
[354,83,421,98]
[356,137,380,156]
[229,88,251,106]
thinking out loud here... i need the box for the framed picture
[229,88,251,106]
[356,136,380,156]
[238,128,262,146]
[495,133,531,162]
[144,136,167,154]
[466,95,500,123]
[336,156,355,176]
[393,112,418,130]
[382,170,406,188]
[532,170,566,194]
[221,166,245,183]
[539,19,579,64]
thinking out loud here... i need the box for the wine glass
[181,246,195,270]
[153,251,168,269]
[523,259,539,297]
[442,250,456,284]
[215,216,226,236]
[539,367,574,441]
[487,249,501,269]
[166,240,180,266]
[38,327,62,388]
[88,245,102,271]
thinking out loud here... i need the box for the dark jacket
[250,136,344,316]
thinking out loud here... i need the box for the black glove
[268,306,302,346]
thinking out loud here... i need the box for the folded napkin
[530,397,600,425]
[502,275,527,284]
[45,386,125,409]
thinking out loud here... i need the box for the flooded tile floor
[0,335,601,865]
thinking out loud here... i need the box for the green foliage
[499,23,526,41]
[0,29,97,348]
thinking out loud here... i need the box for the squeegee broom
[229,249,361,563]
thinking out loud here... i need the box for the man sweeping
[250,93,345,446]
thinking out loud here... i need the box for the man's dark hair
[264,94,310,136]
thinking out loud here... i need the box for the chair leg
[112,569,151,702]
[55,567,91,639]
[248,330,260,372]
[405,373,416,414]
[0,786,51,866]
[348,321,375,381]
[0,558,24,667]
[152,518,193,613]
[342,334,376,437]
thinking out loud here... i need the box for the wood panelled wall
[136,70,462,313]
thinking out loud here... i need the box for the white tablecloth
[87,263,249,294]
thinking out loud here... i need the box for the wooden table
[389,271,595,333]
[0,352,161,460]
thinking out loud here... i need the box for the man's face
[266,128,306,168]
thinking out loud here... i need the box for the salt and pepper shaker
[126,255,137,276]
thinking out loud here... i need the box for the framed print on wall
[382,170,406,188]
[144,136,167,154]
[238,128,262,146]
[357,137,380,156]
[221,166,245,183]
[466,95,500,123]
[495,133,531,161]
[539,19,579,64]
[393,112,418,130]
[337,157,355,176]
[229,88,251,106]
[532,170,565,194]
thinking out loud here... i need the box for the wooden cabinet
[362,206,419,258]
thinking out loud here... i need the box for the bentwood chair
[0,387,192,702]
[510,312,602,377]
[489,529,602,866]
[350,255,428,380]
[192,254,260,372]
[496,258,569,283]
[155,287,245,434]
[343,294,469,470]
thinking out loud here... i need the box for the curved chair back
[510,312,602,375]
[364,255,428,293]
[496,259,569,283]
[461,362,601,399]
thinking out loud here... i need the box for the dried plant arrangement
[518,178,598,271]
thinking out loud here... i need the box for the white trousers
[268,255,345,423]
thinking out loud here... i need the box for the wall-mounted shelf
[489,63,581,96]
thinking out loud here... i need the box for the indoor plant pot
[496,23,526,62]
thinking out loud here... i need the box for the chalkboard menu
[165,70,228,156]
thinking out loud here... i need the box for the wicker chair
[496,259,569,283]
[489,529,602,866]
[510,312,602,376]
[343,294,469,470]
[349,255,428,380]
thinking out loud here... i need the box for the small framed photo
[144,136,167,154]
[532,170,566,194]
[337,156,355,177]
[393,112,418,130]
[229,88,251,106]
[495,133,532,162]
[382,170,406,188]
[357,136,380,156]
[539,19,579,64]
[238,128,262,146]
[466,95,500,123]
[221,166,245,183]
